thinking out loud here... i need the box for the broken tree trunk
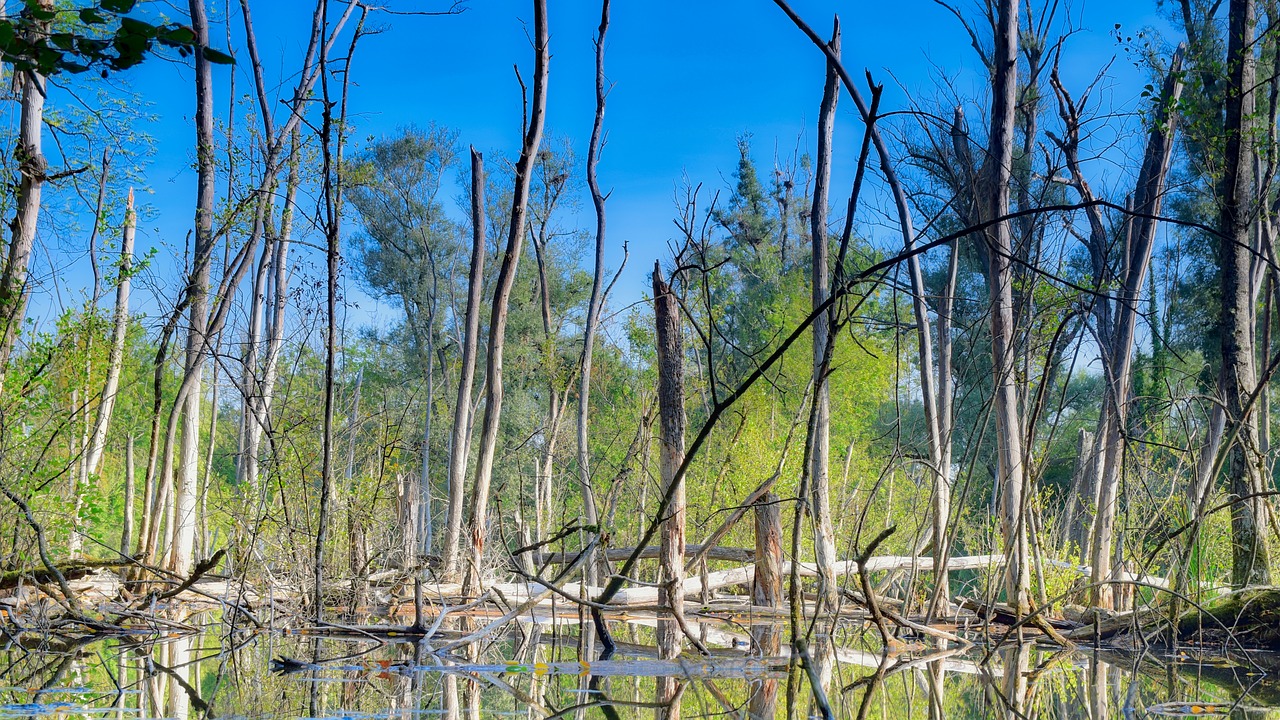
[810,18,840,613]
[654,262,687,665]
[752,491,783,657]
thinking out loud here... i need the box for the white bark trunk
[84,190,136,478]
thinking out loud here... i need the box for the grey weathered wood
[809,18,840,613]
[1219,0,1272,588]
[653,263,686,664]
[535,544,752,565]
[984,0,1028,615]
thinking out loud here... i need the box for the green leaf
[158,24,195,46]
[79,8,106,24]
[100,0,138,12]
[202,46,234,64]
[119,17,157,39]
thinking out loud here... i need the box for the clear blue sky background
[32,0,1176,332]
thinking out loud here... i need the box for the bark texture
[654,262,687,683]
[1219,0,1272,587]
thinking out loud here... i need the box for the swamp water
[2,615,1279,719]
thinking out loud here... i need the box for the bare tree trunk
[345,369,367,610]
[121,435,136,557]
[984,0,1029,615]
[1220,0,1272,587]
[577,0,610,585]
[417,289,435,561]
[531,231,566,539]
[85,190,136,478]
[748,492,781,718]
[242,132,299,494]
[1083,48,1185,608]
[930,238,959,614]
[0,0,51,385]
[315,2,367,621]
[171,0,217,577]
[654,262,687,676]
[463,0,548,594]
[442,149,487,581]
[809,18,840,613]
[237,208,272,484]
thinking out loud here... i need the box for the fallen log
[955,595,1074,630]
[534,544,754,565]
[1175,586,1280,646]
[0,559,131,590]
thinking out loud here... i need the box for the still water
[1,615,1277,719]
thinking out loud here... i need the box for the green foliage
[0,1,233,77]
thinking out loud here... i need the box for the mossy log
[0,559,129,590]
[1176,586,1280,646]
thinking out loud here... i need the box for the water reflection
[0,618,1278,718]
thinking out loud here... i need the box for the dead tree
[171,0,217,577]
[315,1,367,620]
[1048,47,1186,608]
[0,0,52,385]
[654,262,687,672]
[1219,0,1272,587]
[84,191,135,478]
[441,149,487,581]
[983,0,1030,615]
[463,0,549,594]
[809,18,840,612]
[577,0,611,584]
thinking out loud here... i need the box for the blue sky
[31,0,1176,333]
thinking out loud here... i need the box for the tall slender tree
[463,0,549,594]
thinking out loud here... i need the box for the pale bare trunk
[0,1,51,384]
[931,240,959,613]
[417,298,435,560]
[85,190,136,479]
[986,0,1028,614]
[1085,48,1185,608]
[242,133,299,494]
[809,19,839,613]
[121,435,135,557]
[237,210,271,485]
[171,0,217,577]
[442,149,487,581]
[463,0,548,594]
